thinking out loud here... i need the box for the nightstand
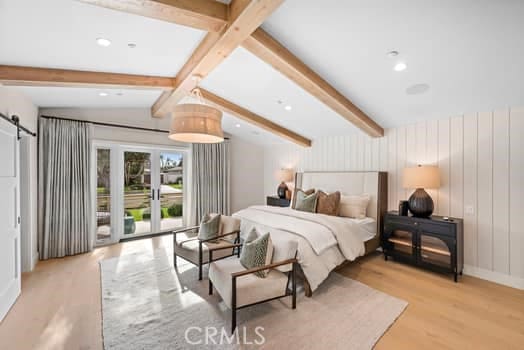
[266,196,290,207]
[382,211,464,282]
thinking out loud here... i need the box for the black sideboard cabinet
[266,196,290,207]
[382,211,464,282]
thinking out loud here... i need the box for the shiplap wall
[263,107,524,288]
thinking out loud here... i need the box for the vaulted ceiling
[1,0,523,146]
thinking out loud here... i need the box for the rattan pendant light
[168,77,224,143]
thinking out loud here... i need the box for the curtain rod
[0,112,37,140]
[40,115,230,140]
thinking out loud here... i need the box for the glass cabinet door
[419,232,452,268]
[385,226,416,258]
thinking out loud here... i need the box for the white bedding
[348,217,377,242]
[233,205,373,292]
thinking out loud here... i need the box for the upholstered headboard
[295,171,388,237]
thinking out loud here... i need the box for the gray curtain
[191,141,231,225]
[38,118,92,259]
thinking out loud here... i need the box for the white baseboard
[463,265,524,290]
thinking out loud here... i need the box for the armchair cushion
[209,257,289,309]
[219,215,241,240]
[198,213,221,240]
[175,234,235,264]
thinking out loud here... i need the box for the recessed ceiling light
[277,100,283,105]
[394,62,407,72]
[96,38,111,47]
[99,92,108,97]
[235,123,241,128]
[127,43,136,49]
[387,50,399,57]
[284,105,292,111]
[406,83,430,95]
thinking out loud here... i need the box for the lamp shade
[278,168,294,182]
[403,165,440,189]
[168,103,224,143]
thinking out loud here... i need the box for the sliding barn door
[0,120,21,322]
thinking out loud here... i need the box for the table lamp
[277,168,294,199]
[403,165,440,217]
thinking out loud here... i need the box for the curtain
[38,118,92,259]
[191,141,231,225]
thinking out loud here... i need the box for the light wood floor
[0,235,523,350]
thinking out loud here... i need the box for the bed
[233,171,387,296]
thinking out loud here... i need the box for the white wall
[264,107,524,290]
[230,137,265,213]
[39,108,178,146]
[0,87,39,272]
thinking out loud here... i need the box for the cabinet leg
[454,273,458,282]
[384,254,388,261]
[459,270,463,276]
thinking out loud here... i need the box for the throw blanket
[233,206,365,260]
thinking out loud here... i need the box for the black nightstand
[266,196,290,207]
[382,211,464,282]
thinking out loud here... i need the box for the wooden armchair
[208,238,299,333]
[172,214,241,280]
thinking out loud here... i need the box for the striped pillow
[240,229,274,278]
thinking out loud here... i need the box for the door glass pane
[388,229,414,256]
[420,234,451,267]
[96,149,111,243]
[159,152,184,231]
[124,151,151,236]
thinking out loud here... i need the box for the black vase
[277,182,288,199]
[408,188,434,217]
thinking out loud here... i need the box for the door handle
[157,189,160,200]
[151,189,155,201]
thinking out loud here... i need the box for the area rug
[99,249,407,350]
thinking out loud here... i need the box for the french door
[93,142,188,245]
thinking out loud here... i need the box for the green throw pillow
[294,190,318,213]
[240,229,273,278]
[198,213,221,240]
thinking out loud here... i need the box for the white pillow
[339,194,371,219]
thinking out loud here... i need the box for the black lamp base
[277,182,288,199]
[408,188,434,217]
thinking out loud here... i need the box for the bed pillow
[316,190,341,216]
[291,188,315,209]
[294,190,318,213]
[197,213,221,240]
[240,228,274,278]
[339,194,370,219]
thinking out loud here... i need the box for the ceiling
[0,0,205,76]
[262,0,524,127]
[2,0,524,144]
[201,47,361,139]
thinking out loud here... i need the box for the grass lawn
[168,183,183,190]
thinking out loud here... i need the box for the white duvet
[233,205,367,291]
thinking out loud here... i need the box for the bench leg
[209,280,213,295]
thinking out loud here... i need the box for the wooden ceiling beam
[242,29,384,137]
[0,65,175,90]
[76,0,229,32]
[200,88,311,147]
[151,0,284,118]
[0,64,310,146]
